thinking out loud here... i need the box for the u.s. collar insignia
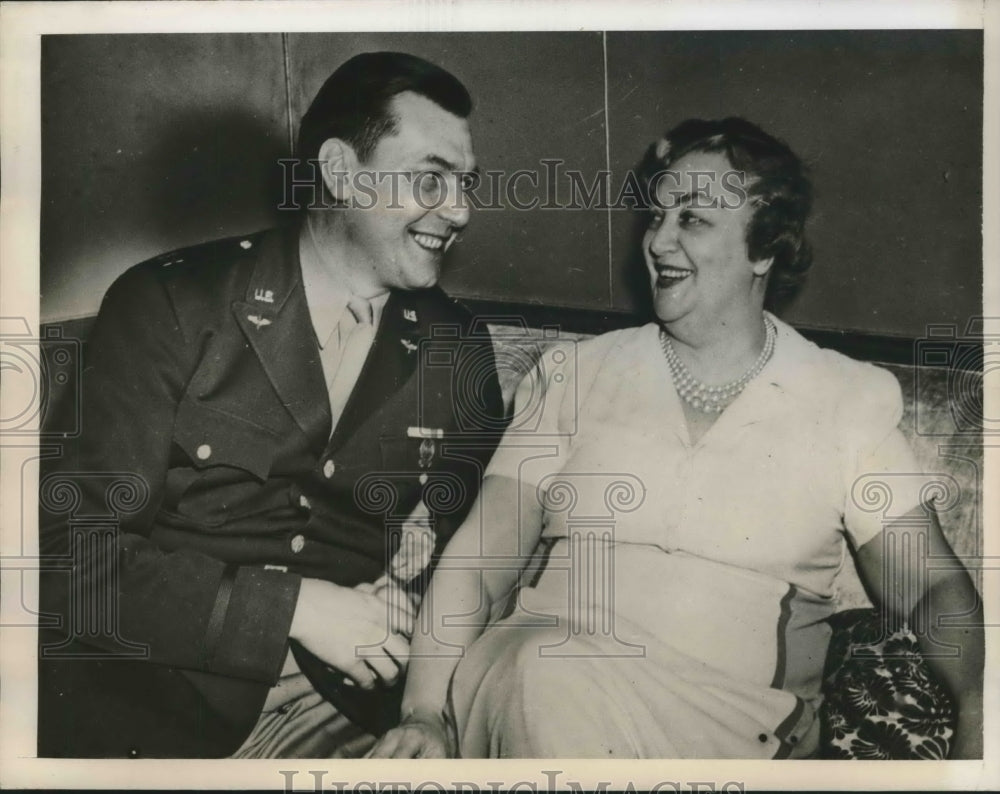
[403,308,418,322]
[400,338,418,353]
[253,288,275,304]
[247,314,272,329]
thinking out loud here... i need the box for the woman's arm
[854,504,984,759]
[368,473,544,758]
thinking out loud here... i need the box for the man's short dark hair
[647,117,813,310]
[297,51,473,165]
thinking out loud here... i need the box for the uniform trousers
[231,667,376,758]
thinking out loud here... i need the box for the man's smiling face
[341,90,475,294]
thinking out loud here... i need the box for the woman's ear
[751,256,775,277]
[318,137,357,203]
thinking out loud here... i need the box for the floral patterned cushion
[820,608,956,759]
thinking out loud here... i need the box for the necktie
[326,296,375,430]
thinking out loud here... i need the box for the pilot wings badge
[247,314,272,330]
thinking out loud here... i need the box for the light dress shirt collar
[299,222,389,347]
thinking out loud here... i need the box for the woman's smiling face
[644,150,772,326]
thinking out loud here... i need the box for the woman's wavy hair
[645,117,814,309]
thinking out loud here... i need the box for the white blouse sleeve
[840,364,931,549]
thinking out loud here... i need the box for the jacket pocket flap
[173,399,275,481]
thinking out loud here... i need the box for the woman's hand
[363,476,539,759]
[365,712,455,758]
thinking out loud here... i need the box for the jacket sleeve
[39,263,299,684]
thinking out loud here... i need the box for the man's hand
[289,578,413,689]
[365,711,454,758]
[355,574,420,639]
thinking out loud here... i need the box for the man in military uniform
[38,52,506,758]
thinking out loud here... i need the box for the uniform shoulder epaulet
[145,232,265,270]
[448,294,491,330]
[434,288,475,319]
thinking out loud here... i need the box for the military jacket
[38,226,506,756]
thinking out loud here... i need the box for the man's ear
[318,138,358,203]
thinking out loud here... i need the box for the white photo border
[1,0,997,790]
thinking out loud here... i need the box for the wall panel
[606,30,983,336]
[41,34,289,321]
[39,32,982,339]
[286,32,610,309]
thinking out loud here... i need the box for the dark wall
[285,33,610,311]
[41,31,982,338]
[40,34,290,322]
[606,31,984,335]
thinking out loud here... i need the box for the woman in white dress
[367,118,983,759]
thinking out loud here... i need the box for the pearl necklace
[659,316,776,414]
